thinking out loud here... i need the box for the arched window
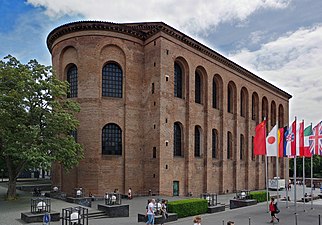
[278,104,284,128]
[174,122,183,156]
[213,78,218,109]
[251,136,255,160]
[102,123,122,155]
[227,131,233,159]
[227,82,236,113]
[194,126,201,157]
[102,62,123,98]
[252,92,259,123]
[174,63,183,98]
[262,97,269,130]
[67,64,78,98]
[240,88,248,117]
[271,101,276,127]
[212,129,218,158]
[195,72,202,104]
[240,134,244,160]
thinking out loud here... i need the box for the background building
[47,21,291,196]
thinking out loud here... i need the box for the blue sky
[1,0,322,126]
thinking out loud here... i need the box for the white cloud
[229,24,322,125]
[26,0,290,34]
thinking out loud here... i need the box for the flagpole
[303,156,306,211]
[294,157,297,212]
[286,173,289,208]
[311,155,313,210]
[276,156,279,203]
[266,155,269,213]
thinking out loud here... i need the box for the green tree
[289,156,322,178]
[0,55,83,199]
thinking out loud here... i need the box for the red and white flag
[266,125,278,156]
[296,120,304,156]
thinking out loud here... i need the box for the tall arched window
[102,123,122,155]
[227,82,236,113]
[212,129,218,158]
[278,104,284,128]
[240,88,248,117]
[67,64,78,98]
[262,97,269,130]
[174,63,183,98]
[102,62,123,98]
[194,126,201,157]
[174,122,183,156]
[213,78,218,109]
[240,134,244,160]
[252,92,259,123]
[195,72,202,104]
[271,101,276,127]
[227,131,232,159]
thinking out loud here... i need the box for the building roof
[47,21,292,99]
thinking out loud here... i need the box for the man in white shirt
[146,199,155,225]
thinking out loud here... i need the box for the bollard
[222,220,225,225]
[319,214,321,225]
[249,217,251,225]
[295,213,298,225]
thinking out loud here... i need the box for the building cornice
[47,21,292,99]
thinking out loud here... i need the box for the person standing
[146,199,155,225]
[269,197,280,223]
[128,187,132,199]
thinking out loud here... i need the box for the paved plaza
[1,181,322,225]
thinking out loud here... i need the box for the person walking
[160,199,168,225]
[269,197,280,223]
[128,187,132,199]
[146,199,155,225]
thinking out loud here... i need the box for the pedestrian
[160,199,168,225]
[128,187,132,199]
[193,215,201,225]
[227,222,235,225]
[146,199,155,225]
[269,197,280,223]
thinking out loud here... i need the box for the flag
[303,124,312,157]
[296,120,304,156]
[284,119,296,156]
[309,121,322,155]
[278,127,286,157]
[254,120,266,155]
[266,125,278,156]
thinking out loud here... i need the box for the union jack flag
[309,121,322,155]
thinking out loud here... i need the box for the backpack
[274,203,280,214]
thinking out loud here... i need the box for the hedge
[249,191,269,203]
[167,198,208,218]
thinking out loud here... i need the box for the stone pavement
[1,182,322,225]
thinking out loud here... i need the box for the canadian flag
[266,125,278,156]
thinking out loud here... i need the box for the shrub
[249,191,269,203]
[167,198,208,218]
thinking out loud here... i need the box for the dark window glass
[153,147,156,158]
[67,65,78,98]
[240,134,244,160]
[102,123,122,155]
[102,63,123,98]
[228,86,233,113]
[227,131,232,159]
[252,136,255,160]
[212,129,217,158]
[195,72,201,104]
[194,126,201,157]
[241,91,245,117]
[174,63,183,98]
[213,79,218,109]
[252,94,255,120]
[174,123,182,156]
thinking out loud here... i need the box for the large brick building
[47,21,291,197]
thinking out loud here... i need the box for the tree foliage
[0,55,83,199]
[289,156,322,178]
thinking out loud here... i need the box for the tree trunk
[7,178,17,199]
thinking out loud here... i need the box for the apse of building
[47,21,291,197]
